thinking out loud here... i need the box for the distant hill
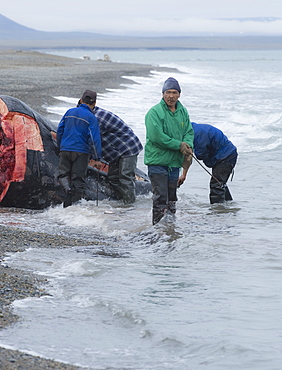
[0,13,282,50]
[0,13,110,40]
[0,13,38,38]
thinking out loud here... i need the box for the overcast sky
[2,0,282,36]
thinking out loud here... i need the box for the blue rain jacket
[192,122,237,168]
[57,104,102,160]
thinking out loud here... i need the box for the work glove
[180,142,192,156]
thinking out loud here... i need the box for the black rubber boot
[63,192,72,208]
[152,206,167,225]
[149,173,168,225]
[63,191,73,208]
[210,161,233,204]
[108,157,137,204]
[59,176,71,193]
[167,177,178,214]
[209,182,225,204]
[59,176,73,208]
[167,201,176,214]
[72,190,83,205]
[223,184,233,201]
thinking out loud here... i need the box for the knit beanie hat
[162,77,181,93]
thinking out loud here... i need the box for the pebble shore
[0,49,174,119]
[0,49,175,369]
[0,225,104,369]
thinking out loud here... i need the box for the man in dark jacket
[93,106,143,205]
[75,95,143,205]
[178,122,238,204]
[57,90,102,207]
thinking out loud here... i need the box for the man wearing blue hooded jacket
[178,122,238,203]
[57,90,102,207]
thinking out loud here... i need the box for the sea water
[0,49,282,369]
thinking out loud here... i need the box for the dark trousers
[210,151,238,204]
[108,155,137,204]
[148,165,179,225]
[58,151,90,207]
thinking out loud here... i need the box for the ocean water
[0,48,282,369]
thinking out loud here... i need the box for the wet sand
[0,50,174,369]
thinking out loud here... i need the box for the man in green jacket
[145,77,194,225]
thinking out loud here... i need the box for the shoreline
[0,49,175,369]
[0,224,106,369]
[1,35,282,50]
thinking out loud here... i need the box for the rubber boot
[153,206,166,225]
[224,184,233,201]
[59,176,71,193]
[210,161,233,204]
[63,192,73,208]
[149,173,168,225]
[168,177,178,215]
[59,176,73,208]
[209,182,225,204]
[167,201,176,214]
[72,190,83,205]
[122,188,136,205]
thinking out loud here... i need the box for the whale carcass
[0,95,151,209]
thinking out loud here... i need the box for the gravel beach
[0,224,107,370]
[0,50,175,369]
[0,49,175,119]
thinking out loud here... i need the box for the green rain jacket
[144,99,194,167]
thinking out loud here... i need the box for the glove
[180,142,192,156]
[182,154,193,170]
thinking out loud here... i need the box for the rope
[192,154,222,186]
[96,171,99,206]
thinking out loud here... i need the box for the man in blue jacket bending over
[178,122,238,204]
[57,90,102,207]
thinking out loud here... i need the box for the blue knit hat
[162,77,181,93]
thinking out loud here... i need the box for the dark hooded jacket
[192,122,237,168]
[57,103,102,160]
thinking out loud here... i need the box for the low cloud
[84,17,282,36]
[12,12,282,36]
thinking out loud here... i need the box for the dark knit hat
[162,77,181,93]
[81,90,97,103]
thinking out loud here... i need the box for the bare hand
[178,174,186,187]
[180,142,192,156]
